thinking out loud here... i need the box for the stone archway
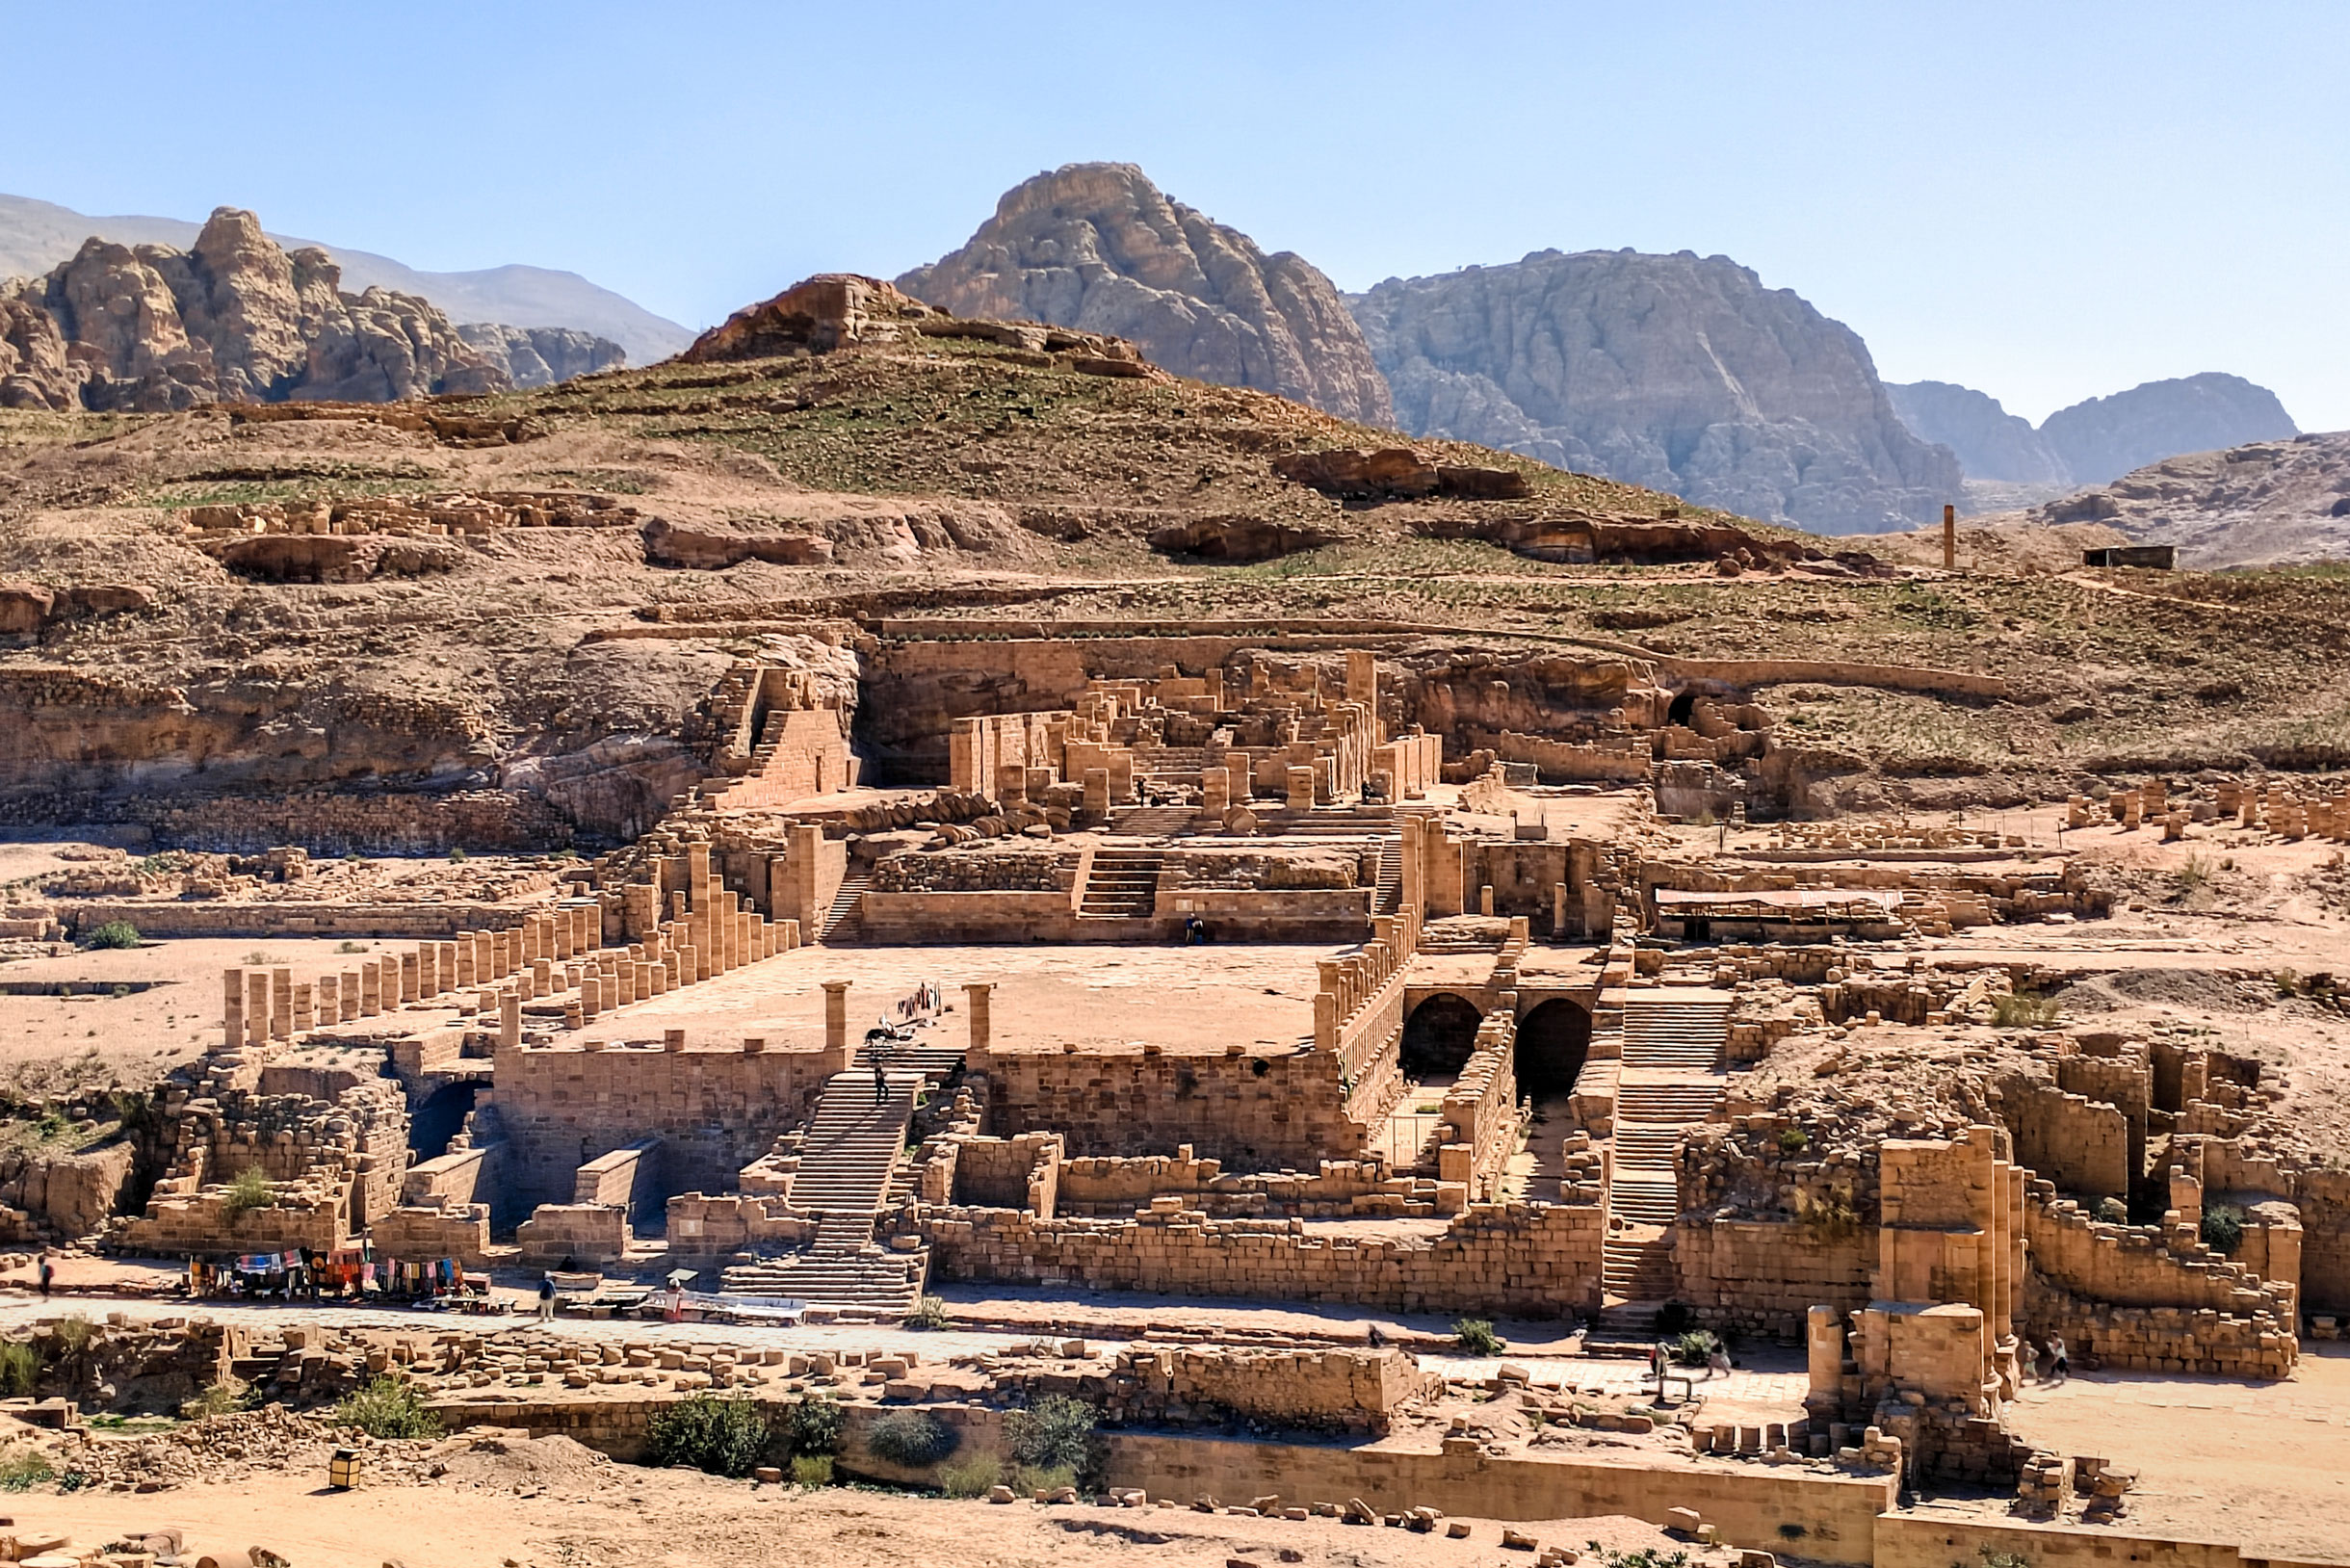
[1514,999,1592,1098]
[1401,993,1484,1080]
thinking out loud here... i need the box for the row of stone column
[1313,906,1423,1051]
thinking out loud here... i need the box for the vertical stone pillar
[315,974,337,1027]
[500,991,521,1051]
[822,981,850,1069]
[417,943,438,997]
[339,971,361,1023]
[1806,1305,1844,1411]
[247,971,271,1046]
[1286,766,1316,812]
[534,957,553,998]
[1941,502,1955,571]
[455,933,477,989]
[437,942,457,993]
[400,952,420,1005]
[963,981,992,1057]
[270,969,293,1039]
[292,981,314,1033]
[222,969,245,1051]
[580,976,601,1021]
[359,964,380,1017]
[1201,767,1230,817]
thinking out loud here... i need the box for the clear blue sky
[5,0,2343,428]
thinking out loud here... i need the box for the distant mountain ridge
[0,191,692,367]
[1890,372,2300,491]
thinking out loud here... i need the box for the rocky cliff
[897,162,1392,427]
[0,207,509,412]
[457,323,627,389]
[2038,373,2299,487]
[1887,380,2070,486]
[1348,249,1960,534]
[2031,431,2350,569]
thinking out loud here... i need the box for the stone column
[963,981,992,1057]
[247,970,271,1046]
[822,981,851,1070]
[1806,1305,1844,1415]
[222,969,244,1051]
[359,964,380,1017]
[292,981,314,1033]
[400,952,420,1005]
[500,991,522,1052]
[339,971,361,1023]
[271,968,293,1039]
[1286,766,1316,812]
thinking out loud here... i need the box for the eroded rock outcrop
[0,207,509,411]
[897,163,1393,426]
[457,323,626,388]
[1271,447,1529,502]
[2031,431,2350,570]
[1348,249,1962,534]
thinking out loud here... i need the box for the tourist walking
[536,1272,557,1322]
[874,1057,889,1107]
[2048,1333,2070,1383]
[37,1250,52,1300]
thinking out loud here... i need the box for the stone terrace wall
[1676,1216,1875,1337]
[917,1198,1606,1318]
[493,1042,833,1210]
[1050,1151,1387,1217]
[2004,1080,2131,1201]
[976,1044,1367,1169]
[135,789,573,853]
[55,900,534,940]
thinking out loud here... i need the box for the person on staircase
[874,1056,889,1107]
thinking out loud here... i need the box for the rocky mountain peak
[898,162,1393,427]
[0,207,509,412]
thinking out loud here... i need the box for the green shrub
[46,1315,92,1365]
[2201,1203,2246,1257]
[82,921,141,951]
[787,1394,842,1456]
[1993,991,2063,1029]
[1010,1462,1076,1496]
[1980,1551,2031,1568]
[222,1166,274,1215]
[1453,1318,1503,1355]
[865,1408,958,1468]
[1670,1330,1720,1368]
[447,847,468,862]
[0,1342,38,1397]
[335,1375,440,1440]
[790,1453,834,1487]
[0,1449,53,1492]
[902,1294,951,1331]
[1777,1127,1810,1154]
[336,940,370,954]
[646,1394,770,1477]
[938,1450,1003,1498]
[181,1376,249,1419]
[1004,1395,1097,1481]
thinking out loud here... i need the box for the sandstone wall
[918,1199,1606,1318]
[976,1045,1368,1170]
[492,1042,831,1210]
[1676,1216,1875,1337]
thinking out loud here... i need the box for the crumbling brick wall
[1676,1216,1875,1336]
[976,1045,1371,1170]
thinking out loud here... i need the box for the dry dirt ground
[16,1466,1717,1568]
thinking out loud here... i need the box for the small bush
[447,847,468,862]
[1453,1318,1503,1355]
[82,921,141,951]
[1671,1330,1719,1368]
[0,1449,54,1492]
[1993,991,2063,1029]
[1004,1395,1097,1481]
[2201,1203,2246,1257]
[0,1342,38,1397]
[865,1408,958,1468]
[336,940,370,954]
[222,1166,274,1215]
[2093,1196,2128,1224]
[1797,1195,1862,1243]
[1010,1462,1076,1495]
[790,1453,834,1487]
[335,1375,440,1440]
[1651,1301,1697,1336]
[1777,1127,1810,1154]
[2176,852,2216,895]
[788,1394,842,1456]
[646,1394,770,1477]
[181,1376,248,1419]
[902,1294,951,1331]
[938,1450,1003,1498]
[1980,1550,2031,1568]
[47,1315,92,1362]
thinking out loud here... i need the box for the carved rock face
[898,163,1395,428]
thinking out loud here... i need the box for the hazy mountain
[0,192,692,367]
[2039,373,2299,486]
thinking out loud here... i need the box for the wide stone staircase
[1597,994,1732,1329]
[1373,832,1403,916]
[719,1066,926,1314]
[1078,849,1163,919]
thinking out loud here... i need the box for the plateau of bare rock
[2039,372,2298,486]
[897,161,1393,426]
[1348,248,1961,535]
[0,206,508,411]
[2031,429,2350,568]
[458,322,627,389]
